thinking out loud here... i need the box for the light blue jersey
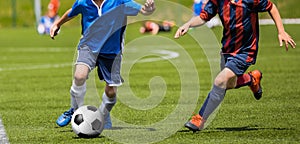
[193,0,204,16]
[69,0,142,55]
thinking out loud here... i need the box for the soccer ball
[71,105,104,138]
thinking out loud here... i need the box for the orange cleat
[248,70,263,100]
[184,114,205,132]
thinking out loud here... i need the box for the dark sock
[199,85,226,120]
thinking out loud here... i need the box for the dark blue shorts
[221,54,252,76]
[75,45,123,86]
[96,54,123,86]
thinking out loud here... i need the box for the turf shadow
[72,135,105,139]
[57,129,73,133]
[108,126,156,131]
[212,125,293,132]
[177,125,293,133]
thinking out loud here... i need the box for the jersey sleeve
[253,0,273,12]
[200,0,218,21]
[123,0,142,16]
[68,0,82,17]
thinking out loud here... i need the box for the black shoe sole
[254,88,262,100]
[184,122,200,133]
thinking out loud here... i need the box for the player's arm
[139,0,155,15]
[175,0,217,39]
[50,8,75,39]
[268,4,296,50]
[151,23,159,35]
[174,16,206,39]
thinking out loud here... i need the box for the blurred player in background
[175,0,296,132]
[50,0,155,129]
[139,20,175,35]
[193,0,220,28]
[193,0,203,16]
[37,0,60,35]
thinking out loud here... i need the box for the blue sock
[199,85,226,120]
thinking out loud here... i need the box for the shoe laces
[248,70,262,87]
[247,72,257,88]
[63,108,74,116]
[190,113,202,126]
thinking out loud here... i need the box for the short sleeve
[200,0,218,21]
[253,0,273,12]
[68,0,82,17]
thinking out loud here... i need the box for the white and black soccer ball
[71,105,104,138]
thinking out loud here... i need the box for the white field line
[0,117,9,144]
[137,50,180,63]
[0,63,72,72]
[0,48,182,71]
[0,47,220,72]
[1,47,71,53]
[259,18,300,25]
[0,50,179,72]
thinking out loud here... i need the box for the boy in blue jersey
[175,0,296,132]
[50,0,155,129]
[37,0,60,35]
[193,0,204,16]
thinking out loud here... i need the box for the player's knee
[74,73,87,85]
[226,77,237,89]
[214,68,237,89]
[105,86,117,98]
[214,77,227,88]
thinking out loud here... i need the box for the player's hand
[143,0,155,14]
[174,23,190,39]
[50,25,60,40]
[278,31,296,51]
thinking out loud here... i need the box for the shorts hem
[107,83,123,87]
[75,62,93,70]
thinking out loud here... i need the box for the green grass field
[0,21,299,143]
[1,0,300,27]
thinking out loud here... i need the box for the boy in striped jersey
[175,0,296,132]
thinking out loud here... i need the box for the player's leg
[56,46,97,127]
[234,70,263,100]
[221,53,263,99]
[185,55,253,132]
[56,64,90,127]
[224,56,262,99]
[100,85,117,129]
[70,64,90,109]
[97,54,123,129]
[185,68,236,132]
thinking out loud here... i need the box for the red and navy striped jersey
[200,0,273,63]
